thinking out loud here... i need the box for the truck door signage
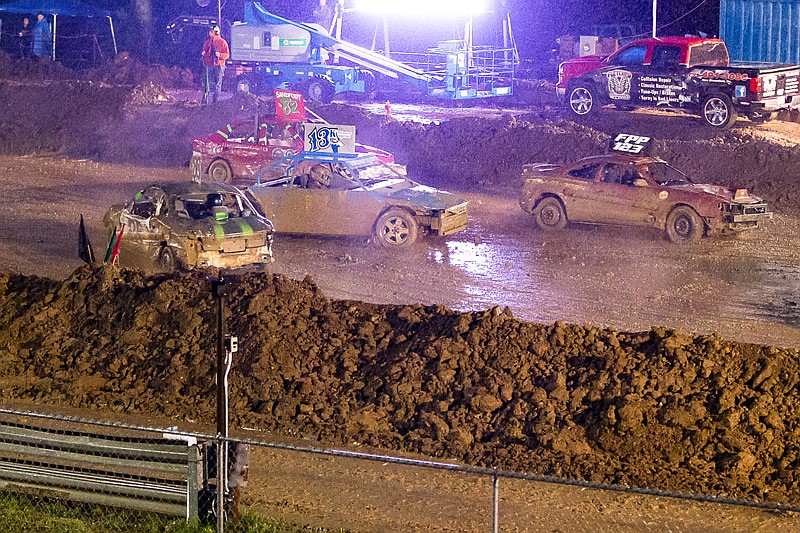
[638,75,685,105]
[606,70,632,100]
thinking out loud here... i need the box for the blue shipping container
[721,0,800,63]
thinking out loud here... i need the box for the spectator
[201,26,230,105]
[17,17,32,58]
[32,13,51,59]
[312,0,335,33]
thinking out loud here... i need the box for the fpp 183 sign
[609,133,653,155]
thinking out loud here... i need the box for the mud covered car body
[520,153,773,242]
[104,182,274,270]
[191,117,395,184]
[246,153,468,248]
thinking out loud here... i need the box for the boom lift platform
[229,1,514,102]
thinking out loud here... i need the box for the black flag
[78,214,95,264]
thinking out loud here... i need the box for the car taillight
[749,77,762,94]
[558,63,564,85]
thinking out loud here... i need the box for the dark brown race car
[519,153,773,243]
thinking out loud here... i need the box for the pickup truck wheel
[701,94,737,128]
[305,77,335,104]
[665,206,703,243]
[568,84,599,117]
[157,246,178,272]
[208,159,233,184]
[374,208,419,248]
[534,197,568,231]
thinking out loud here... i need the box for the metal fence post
[492,471,499,533]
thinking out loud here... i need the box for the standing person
[32,13,52,59]
[312,0,335,33]
[201,26,230,105]
[17,17,33,58]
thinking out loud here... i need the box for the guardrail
[0,418,201,520]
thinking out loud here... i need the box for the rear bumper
[191,152,204,183]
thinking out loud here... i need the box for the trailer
[228,2,515,102]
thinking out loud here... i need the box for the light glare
[353,0,489,15]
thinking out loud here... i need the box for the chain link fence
[0,407,797,532]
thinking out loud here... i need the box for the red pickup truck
[557,36,800,127]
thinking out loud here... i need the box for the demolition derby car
[244,152,469,248]
[103,182,274,270]
[190,117,395,184]
[520,136,773,242]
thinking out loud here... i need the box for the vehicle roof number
[611,133,651,154]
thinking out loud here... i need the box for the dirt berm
[1,266,798,503]
[2,74,800,213]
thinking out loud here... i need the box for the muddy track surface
[1,69,799,524]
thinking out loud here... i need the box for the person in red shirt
[201,26,230,104]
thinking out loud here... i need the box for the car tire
[208,159,233,184]
[374,208,419,248]
[305,76,335,104]
[701,93,737,129]
[567,83,599,117]
[533,197,568,231]
[157,246,178,272]
[665,206,703,243]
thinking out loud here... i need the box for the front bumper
[429,202,469,236]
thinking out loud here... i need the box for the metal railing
[0,407,797,532]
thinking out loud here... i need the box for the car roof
[626,36,724,48]
[571,154,665,166]
[155,181,243,196]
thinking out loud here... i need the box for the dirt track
[1,63,800,529]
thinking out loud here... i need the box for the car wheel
[701,94,737,128]
[533,197,568,231]
[665,206,703,243]
[305,76,335,104]
[157,246,178,272]
[208,159,233,184]
[568,83,599,117]
[374,208,419,248]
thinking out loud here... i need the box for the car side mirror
[242,208,252,217]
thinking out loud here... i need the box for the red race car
[191,116,395,184]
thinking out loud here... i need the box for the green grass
[0,493,345,533]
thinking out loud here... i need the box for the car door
[217,120,271,178]
[551,161,604,223]
[116,188,166,266]
[635,44,691,109]
[250,170,383,236]
[592,163,659,226]
[602,45,647,104]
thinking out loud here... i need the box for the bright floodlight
[354,0,490,15]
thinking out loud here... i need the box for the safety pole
[213,277,229,533]
[52,14,57,60]
[492,472,499,533]
[652,0,657,37]
[108,16,118,55]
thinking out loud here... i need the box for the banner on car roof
[274,89,306,122]
[303,124,356,155]
[608,133,654,155]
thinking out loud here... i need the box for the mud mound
[1,266,798,503]
[2,74,800,212]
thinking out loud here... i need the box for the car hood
[669,183,765,204]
